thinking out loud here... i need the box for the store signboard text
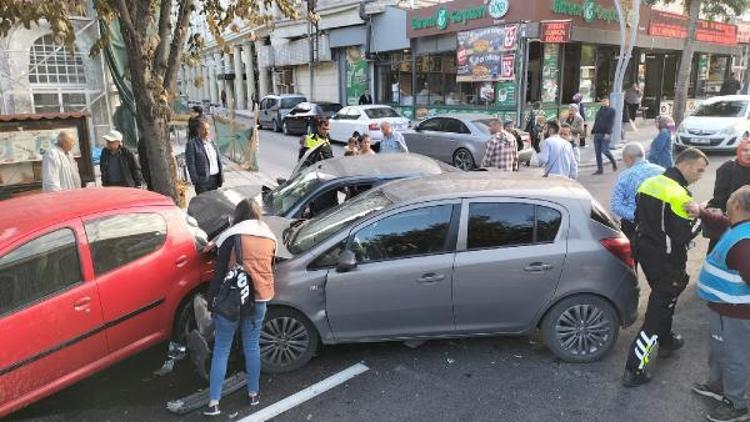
[551,0,617,24]
[649,11,737,46]
[541,20,572,43]
[411,5,486,32]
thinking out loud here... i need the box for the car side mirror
[336,250,357,273]
[276,177,287,186]
[414,126,421,132]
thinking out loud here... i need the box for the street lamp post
[611,0,641,147]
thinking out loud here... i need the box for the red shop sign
[649,11,737,46]
[541,20,572,43]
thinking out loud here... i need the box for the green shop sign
[411,5,487,32]
[551,0,617,24]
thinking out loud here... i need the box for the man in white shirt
[537,120,578,180]
[186,119,223,194]
[42,131,82,192]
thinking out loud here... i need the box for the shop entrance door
[643,54,664,119]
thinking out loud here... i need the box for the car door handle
[416,273,446,284]
[176,255,188,267]
[74,297,91,312]
[524,263,553,272]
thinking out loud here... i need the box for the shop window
[579,45,596,102]
[28,34,87,86]
[376,51,412,106]
[706,55,729,96]
[562,44,581,104]
[526,42,542,104]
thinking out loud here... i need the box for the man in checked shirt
[481,118,519,172]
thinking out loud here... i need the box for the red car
[0,188,212,417]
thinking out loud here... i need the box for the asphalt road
[7,140,737,422]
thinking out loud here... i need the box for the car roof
[424,114,494,122]
[351,104,397,110]
[263,94,306,99]
[1,188,173,244]
[311,153,453,178]
[379,171,591,204]
[703,95,750,103]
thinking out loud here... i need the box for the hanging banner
[541,44,560,103]
[495,80,517,108]
[456,25,518,82]
[649,11,737,46]
[345,46,368,106]
[541,20,572,43]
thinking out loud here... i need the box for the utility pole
[611,0,641,147]
[308,0,318,99]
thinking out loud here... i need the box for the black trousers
[195,174,221,195]
[626,103,639,121]
[625,251,689,371]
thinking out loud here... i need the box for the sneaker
[592,170,604,175]
[622,369,652,388]
[692,383,724,403]
[250,393,260,407]
[658,333,685,358]
[203,404,221,416]
[707,398,750,422]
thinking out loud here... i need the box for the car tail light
[600,237,635,269]
[368,123,379,131]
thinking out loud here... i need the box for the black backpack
[211,235,255,322]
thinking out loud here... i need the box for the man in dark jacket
[622,148,709,387]
[186,119,224,194]
[720,73,741,96]
[525,101,542,152]
[591,96,617,175]
[358,89,373,105]
[707,137,750,252]
[299,117,334,169]
[100,130,144,188]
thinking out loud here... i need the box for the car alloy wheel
[260,308,319,373]
[453,148,475,170]
[541,295,618,363]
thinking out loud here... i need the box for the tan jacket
[229,235,276,301]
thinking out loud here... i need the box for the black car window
[468,203,534,249]
[309,240,347,270]
[364,107,400,119]
[347,108,362,119]
[0,228,82,316]
[590,199,618,230]
[537,206,563,243]
[85,213,167,275]
[334,108,349,120]
[351,205,454,263]
[319,104,343,113]
[281,97,305,109]
[443,118,471,134]
[300,183,373,219]
[419,118,443,132]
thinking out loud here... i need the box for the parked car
[187,153,458,239]
[0,188,212,418]
[191,172,638,374]
[402,115,534,171]
[329,105,410,143]
[675,95,750,151]
[259,94,307,132]
[282,102,343,136]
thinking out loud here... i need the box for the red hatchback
[0,188,213,417]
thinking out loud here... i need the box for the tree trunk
[672,0,701,126]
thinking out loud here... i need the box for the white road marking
[238,363,370,422]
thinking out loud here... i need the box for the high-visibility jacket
[698,222,750,304]
[304,133,330,149]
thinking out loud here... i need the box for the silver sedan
[402,115,534,170]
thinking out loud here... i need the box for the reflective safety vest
[304,133,329,149]
[637,174,694,254]
[698,222,750,304]
[637,174,693,220]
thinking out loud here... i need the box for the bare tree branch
[153,0,174,75]
[163,0,192,92]
[113,0,140,47]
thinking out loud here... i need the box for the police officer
[622,147,709,387]
[298,117,334,168]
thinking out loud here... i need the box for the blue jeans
[594,133,616,172]
[209,302,267,402]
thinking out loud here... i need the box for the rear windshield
[590,199,618,230]
[365,107,400,119]
[281,97,306,108]
[319,104,342,113]
[692,101,748,118]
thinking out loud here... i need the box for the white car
[676,95,750,151]
[329,105,410,143]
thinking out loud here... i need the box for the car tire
[261,307,320,373]
[541,295,619,363]
[452,148,476,171]
[283,120,291,136]
[173,293,199,345]
[273,119,281,132]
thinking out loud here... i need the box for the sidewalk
[577,119,658,169]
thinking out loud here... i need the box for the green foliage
[645,0,750,20]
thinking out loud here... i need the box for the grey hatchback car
[257,172,639,373]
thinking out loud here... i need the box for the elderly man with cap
[42,131,82,192]
[100,129,144,188]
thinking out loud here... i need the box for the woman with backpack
[204,199,277,416]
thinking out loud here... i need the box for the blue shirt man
[610,142,664,223]
[537,131,578,179]
[378,121,409,154]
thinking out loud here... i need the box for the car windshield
[692,100,748,118]
[281,97,305,109]
[364,107,400,119]
[264,167,325,216]
[288,190,393,254]
[319,104,342,113]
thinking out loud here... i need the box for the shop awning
[0,112,90,122]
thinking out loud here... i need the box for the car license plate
[690,138,710,145]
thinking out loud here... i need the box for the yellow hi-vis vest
[304,133,329,149]
[637,174,693,221]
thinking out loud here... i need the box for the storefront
[402,0,738,124]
